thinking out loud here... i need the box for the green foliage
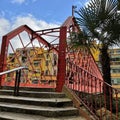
[75,0,120,47]
[69,30,97,51]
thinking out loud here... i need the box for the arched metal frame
[0,16,103,92]
[0,16,120,119]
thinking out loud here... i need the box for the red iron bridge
[0,16,120,120]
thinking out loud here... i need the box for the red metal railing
[0,16,120,119]
[65,47,120,120]
[0,16,78,91]
[0,25,61,88]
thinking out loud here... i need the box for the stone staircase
[0,87,86,120]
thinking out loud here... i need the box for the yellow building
[7,47,57,85]
[91,46,120,90]
[109,48,120,89]
[91,46,100,67]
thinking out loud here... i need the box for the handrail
[0,66,28,76]
[0,66,28,96]
[65,58,120,120]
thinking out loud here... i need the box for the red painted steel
[0,16,120,119]
[0,25,60,88]
[62,17,120,120]
[65,53,120,119]
[56,26,67,92]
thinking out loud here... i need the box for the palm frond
[75,0,120,47]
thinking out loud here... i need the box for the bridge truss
[0,16,119,120]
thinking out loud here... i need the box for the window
[46,54,49,59]
[111,68,120,73]
[22,50,26,55]
[109,50,114,54]
[110,57,120,61]
[111,61,120,65]
[34,63,39,67]
[22,56,27,63]
[45,70,49,75]
[34,61,39,67]
[53,60,57,66]
[54,70,57,75]
[46,60,49,66]
[112,78,120,85]
[116,50,120,54]
[37,54,43,58]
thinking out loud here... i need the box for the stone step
[2,86,55,92]
[0,87,82,119]
[0,111,86,120]
[0,102,79,117]
[0,89,66,98]
[0,95,73,107]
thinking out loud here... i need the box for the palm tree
[74,0,120,86]
[118,0,120,9]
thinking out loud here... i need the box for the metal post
[0,36,8,86]
[14,70,21,96]
[56,26,67,92]
[14,70,19,96]
[72,5,77,17]
[16,70,21,96]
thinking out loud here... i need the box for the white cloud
[0,14,60,37]
[11,14,60,30]
[11,0,26,4]
[0,14,60,52]
[0,18,10,37]
[0,18,10,52]
[11,0,38,4]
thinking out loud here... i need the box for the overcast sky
[0,0,89,45]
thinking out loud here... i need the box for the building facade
[91,47,120,90]
[7,47,58,85]
[109,48,120,88]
